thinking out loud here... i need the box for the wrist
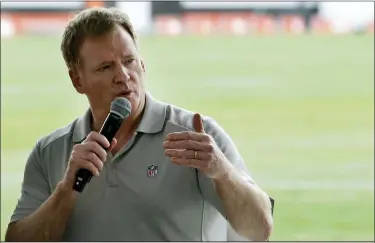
[213,160,234,182]
[56,181,78,200]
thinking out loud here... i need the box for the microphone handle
[73,112,124,192]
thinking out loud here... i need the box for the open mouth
[117,90,132,97]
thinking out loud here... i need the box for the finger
[170,157,202,169]
[107,138,117,152]
[166,131,209,142]
[81,152,104,172]
[193,113,205,133]
[164,149,189,159]
[74,158,100,177]
[82,141,107,162]
[85,132,110,149]
[163,140,211,152]
[165,149,209,160]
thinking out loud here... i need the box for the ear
[69,69,85,94]
[140,60,146,73]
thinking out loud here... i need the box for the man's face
[70,24,145,115]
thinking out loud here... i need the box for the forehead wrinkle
[79,26,138,69]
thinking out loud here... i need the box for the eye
[125,59,135,65]
[97,65,111,72]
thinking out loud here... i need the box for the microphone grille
[110,97,132,118]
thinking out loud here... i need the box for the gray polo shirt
[10,92,254,241]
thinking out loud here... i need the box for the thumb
[193,113,205,133]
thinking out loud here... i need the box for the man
[5,7,273,242]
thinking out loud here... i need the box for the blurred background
[1,1,374,241]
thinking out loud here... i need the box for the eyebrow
[123,54,136,59]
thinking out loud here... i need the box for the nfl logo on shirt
[147,165,158,177]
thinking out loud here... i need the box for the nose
[114,63,130,83]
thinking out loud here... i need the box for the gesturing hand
[163,113,229,179]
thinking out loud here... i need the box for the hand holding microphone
[61,132,115,190]
[61,97,132,193]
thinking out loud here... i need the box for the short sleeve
[10,140,51,223]
[197,117,254,218]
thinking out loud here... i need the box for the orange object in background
[85,1,105,8]
[183,12,215,35]
[310,16,331,34]
[368,21,374,34]
[215,12,250,35]
[280,15,306,34]
[154,15,182,35]
[249,14,277,35]
[1,12,73,35]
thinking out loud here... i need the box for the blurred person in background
[5,7,273,242]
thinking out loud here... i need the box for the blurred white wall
[116,1,152,34]
[1,17,15,38]
[116,2,374,34]
[319,2,374,33]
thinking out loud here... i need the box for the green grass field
[1,34,374,241]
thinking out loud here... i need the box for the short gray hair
[61,7,137,70]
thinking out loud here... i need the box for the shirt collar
[72,92,167,143]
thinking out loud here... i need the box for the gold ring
[194,150,198,159]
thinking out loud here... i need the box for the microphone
[73,97,132,192]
